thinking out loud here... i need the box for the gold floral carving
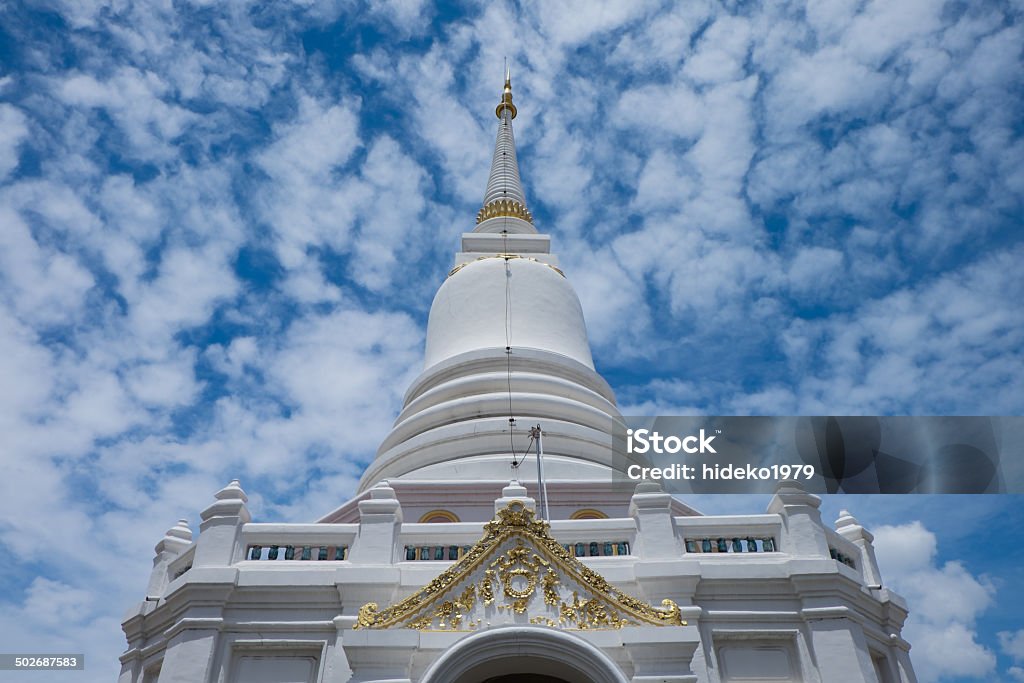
[354,502,685,631]
[476,198,534,224]
[481,569,495,605]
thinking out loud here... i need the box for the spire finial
[477,64,534,230]
[496,59,517,120]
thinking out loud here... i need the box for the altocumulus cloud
[0,0,1021,680]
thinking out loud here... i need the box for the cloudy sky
[0,0,1022,681]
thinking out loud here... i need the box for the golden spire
[496,62,517,119]
[477,63,532,228]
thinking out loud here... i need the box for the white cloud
[128,244,239,341]
[1001,630,1024,662]
[618,379,707,416]
[353,41,491,205]
[58,67,196,161]
[351,135,430,291]
[874,522,997,683]
[256,96,375,273]
[268,307,422,440]
[0,202,96,326]
[528,0,658,48]
[908,622,997,682]
[368,0,431,35]
[22,578,96,627]
[787,246,844,294]
[565,245,651,358]
[0,308,57,432]
[608,3,712,70]
[613,82,704,140]
[258,96,362,183]
[0,103,29,179]
[842,0,944,66]
[631,149,698,211]
[766,46,890,130]
[774,244,1024,414]
[683,15,752,84]
[124,350,202,408]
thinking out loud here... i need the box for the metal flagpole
[532,424,549,520]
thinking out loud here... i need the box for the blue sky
[0,0,1022,681]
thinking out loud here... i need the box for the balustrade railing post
[194,479,251,568]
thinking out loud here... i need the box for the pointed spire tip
[496,59,516,120]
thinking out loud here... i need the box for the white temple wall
[118,563,906,683]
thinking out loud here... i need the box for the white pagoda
[118,75,918,683]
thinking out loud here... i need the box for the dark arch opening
[420,626,623,683]
[453,654,591,683]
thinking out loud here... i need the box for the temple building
[117,75,918,683]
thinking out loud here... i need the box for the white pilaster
[157,621,222,683]
[630,482,682,559]
[349,481,403,565]
[622,626,700,683]
[494,479,535,515]
[193,479,250,568]
[802,608,878,683]
[116,655,140,683]
[766,480,830,558]
[146,518,193,597]
[342,628,419,683]
[835,509,883,587]
[892,638,919,683]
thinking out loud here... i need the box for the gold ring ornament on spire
[496,67,517,119]
[354,501,685,631]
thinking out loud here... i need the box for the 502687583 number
[1,654,84,670]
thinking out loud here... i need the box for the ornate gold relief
[354,502,685,631]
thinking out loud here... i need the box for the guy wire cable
[503,228,519,468]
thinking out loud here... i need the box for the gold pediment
[355,502,685,631]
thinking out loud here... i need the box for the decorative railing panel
[684,537,776,554]
[829,546,857,568]
[404,540,631,562]
[246,544,348,561]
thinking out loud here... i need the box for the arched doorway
[420,625,627,683]
[482,675,568,683]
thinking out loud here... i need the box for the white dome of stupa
[424,256,594,370]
